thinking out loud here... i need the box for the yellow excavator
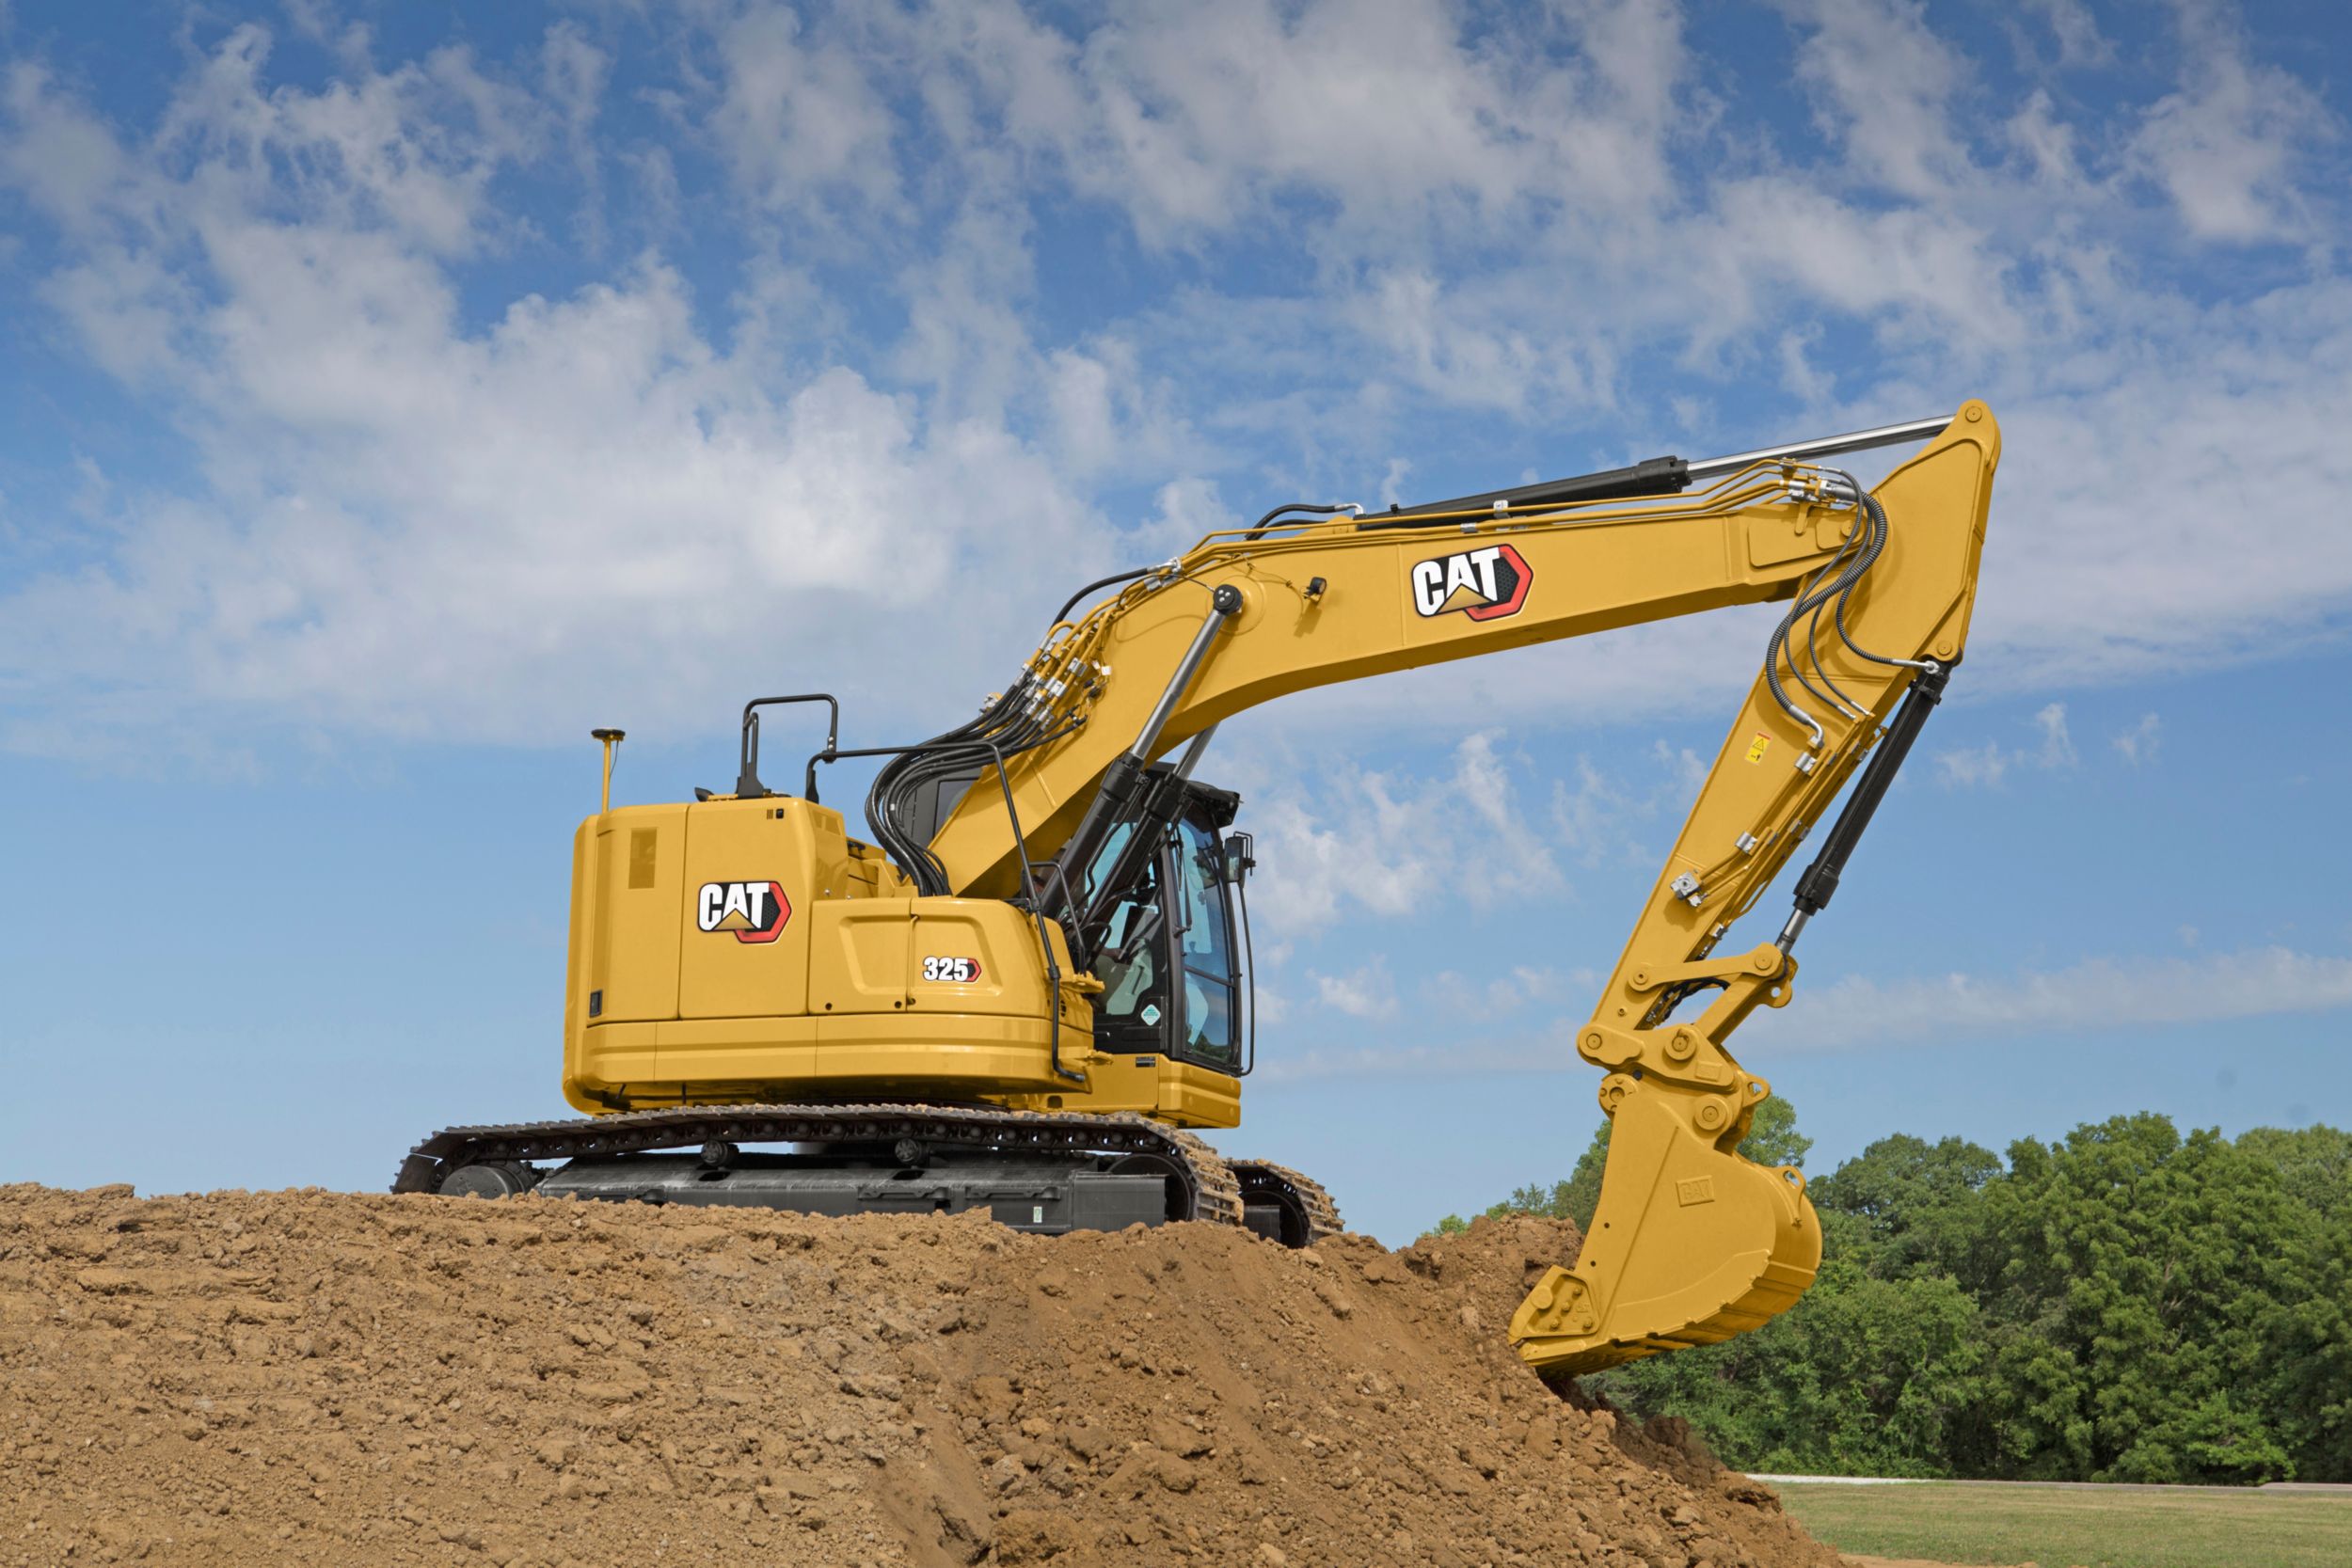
[396,402,2001,1377]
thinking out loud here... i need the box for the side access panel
[675,803,818,1021]
[585,806,687,1024]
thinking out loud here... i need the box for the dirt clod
[1,1187,1839,1567]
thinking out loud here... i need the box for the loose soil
[2,1187,1844,1568]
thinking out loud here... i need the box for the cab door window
[1091,847,1168,1043]
[1172,817,1240,1071]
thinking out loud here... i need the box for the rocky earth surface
[1,1185,1844,1568]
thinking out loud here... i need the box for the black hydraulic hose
[1054,568,1154,626]
[1791,487,1879,721]
[866,674,1038,892]
[864,671,1091,896]
[1051,503,1362,629]
[1832,492,1931,673]
[1054,504,1362,626]
[1244,501,1360,540]
[1762,536,1865,742]
[1774,480,1933,744]
[1761,474,1886,741]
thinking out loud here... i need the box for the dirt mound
[1,1186,1837,1568]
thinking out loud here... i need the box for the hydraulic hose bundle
[866,670,1085,896]
[1759,474,1935,749]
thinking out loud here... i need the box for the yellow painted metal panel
[585,804,684,1024]
[653,1015,818,1085]
[1154,1060,1241,1129]
[811,1012,1069,1093]
[573,1022,660,1095]
[903,897,1059,1019]
[808,899,914,1014]
[675,800,814,1022]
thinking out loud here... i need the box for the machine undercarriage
[395,1101,1338,1246]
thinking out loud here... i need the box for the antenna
[591,728,626,815]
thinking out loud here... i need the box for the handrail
[738,693,839,800]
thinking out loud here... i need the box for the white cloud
[2,1,2349,765]
[1257,943,2352,1081]
[1936,740,2010,790]
[1219,721,1764,1015]
[0,64,136,237]
[2113,712,2163,766]
[0,24,1111,755]
[2016,0,2113,70]
[541,22,611,243]
[1779,0,1973,201]
[1131,475,1236,562]
[1256,1020,1584,1085]
[1310,958,1399,1022]
[1238,730,1561,936]
[1934,702,2077,788]
[2129,1,2332,245]
[2031,702,2077,768]
[1423,964,1586,1016]
[705,5,903,223]
[983,0,1619,248]
[1549,741,1708,866]
[1762,944,2352,1049]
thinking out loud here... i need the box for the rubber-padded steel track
[1228,1160,1344,1243]
[392,1102,1243,1229]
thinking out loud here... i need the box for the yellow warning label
[1744,732,1772,764]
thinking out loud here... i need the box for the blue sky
[3,0,2348,1243]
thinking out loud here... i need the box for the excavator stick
[1509,404,1999,1377]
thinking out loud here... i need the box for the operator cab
[1080,775,1253,1077]
[901,760,1256,1075]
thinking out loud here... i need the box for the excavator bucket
[1507,1078,1820,1377]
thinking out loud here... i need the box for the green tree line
[1437,1106,2352,1483]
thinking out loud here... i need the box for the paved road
[1756,1475,2352,1496]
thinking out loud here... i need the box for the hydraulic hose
[1054,568,1154,627]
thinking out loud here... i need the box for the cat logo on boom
[1410,543,1532,622]
[696,880,790,943]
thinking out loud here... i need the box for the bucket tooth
[1508,1080,1820,1377]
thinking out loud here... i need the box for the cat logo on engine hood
[1410,543,1532,622]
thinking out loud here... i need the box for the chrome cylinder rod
[1129,584,1243,767]
[1685,415,1951,482]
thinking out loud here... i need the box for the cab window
[1173,817,1240,1069]
[1092,848,1166,1037]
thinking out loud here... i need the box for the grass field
[1773,1481,2352,1568]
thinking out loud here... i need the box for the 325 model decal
[696,880,790,943]
[1410,543,1532,622]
